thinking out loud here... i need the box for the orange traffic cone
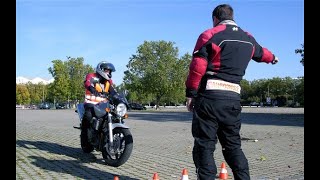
[153,172,159,180]
[114,175,119,180]
[219,162,228,179]
[180,168,189,180]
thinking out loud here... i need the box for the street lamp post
[266,84,271,106]
[68,94,70,108]
[42,85,44,102]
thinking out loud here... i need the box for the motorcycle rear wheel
[102,128,133,167]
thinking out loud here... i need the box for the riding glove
[88,86,100,96]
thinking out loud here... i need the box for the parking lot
[16,107,304,180]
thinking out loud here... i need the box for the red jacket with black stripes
[185,20,276,98]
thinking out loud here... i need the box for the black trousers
[82,103,95,129]
[192,95,250,180]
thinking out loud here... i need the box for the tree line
[16,41,304,107]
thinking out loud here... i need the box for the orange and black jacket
[186,20,276,98]
[84,73,116,104]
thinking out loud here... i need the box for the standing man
[185,4,278,180]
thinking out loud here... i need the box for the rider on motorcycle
[82,61,117,138]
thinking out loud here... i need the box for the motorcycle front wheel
[102,128,133,167]
[80,129,94,153]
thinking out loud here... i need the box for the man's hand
[186,97,194,112]
[271,56,279,65]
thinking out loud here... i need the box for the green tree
[240,79,252,104]
[16,84,31,105]
[249,78,274,100]
[295,43,304,66]
[165,53,192,106]
[295,76,304,106]
[124,40,187,108]
[67,57,94,103]
[267,77,284,98]
[26,82,43,104]
[48,57,94,105]
[48,59,70,103]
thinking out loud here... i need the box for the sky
[16,0,304,86]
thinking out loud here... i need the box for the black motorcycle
[74,91,133,167]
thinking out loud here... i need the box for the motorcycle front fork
[107,113,114,146]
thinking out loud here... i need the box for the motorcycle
[74,91,133,167]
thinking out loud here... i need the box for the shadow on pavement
[16,140,139,180]
[127,112,304,127]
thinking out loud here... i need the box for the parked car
[39,103,50,109]
[56,103,67,109]
[27,104,37,109]
[129,103,147,110]
[250,102,260,107]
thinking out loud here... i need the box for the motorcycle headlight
[116,103,127,117]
